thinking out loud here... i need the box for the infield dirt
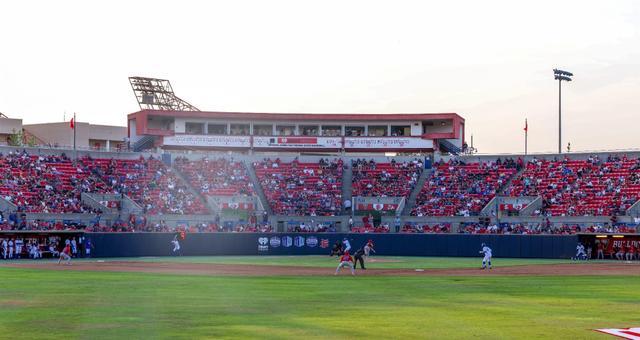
[4,261,640,276]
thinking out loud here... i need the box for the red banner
[601,237,640,255]
[277,137,317,144]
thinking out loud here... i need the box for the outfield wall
[87,233,578,259]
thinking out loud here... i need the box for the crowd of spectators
[174,157,254,196]
[254,158,343,216]
[0,151,100,213]
[351,158,423,197]
[76,156,208,215]
[505,155,640,216]
[412,159,519,216]
[400,223,451,233]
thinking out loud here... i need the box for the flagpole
[73,112,77,160]
[524,118,528,156]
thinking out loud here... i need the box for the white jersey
[343,240,351,250]
[172,240,180,251]
[481,246,492,258]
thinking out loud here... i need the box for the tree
[7,129,23,147]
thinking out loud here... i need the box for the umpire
[353,248,366,270]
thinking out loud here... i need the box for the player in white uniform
[1,239,7,259]
[342,238,351,253]
[479,243,492,269]
[8,239,14,259]
[574,244,586,261]
[15,238,23,259]
[171,237,181,255]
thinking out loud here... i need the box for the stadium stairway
[499,166,525,195]
[244,160,273,215]
[170,163,214,214]
[401,167,431,216]
[341,162,353,215]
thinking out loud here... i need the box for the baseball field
[1,256,639,339]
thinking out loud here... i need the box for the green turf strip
[0,264,636,339]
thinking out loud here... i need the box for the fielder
[574,243,587,261]
[479,243,492,269]
[58,243,72,265]
[335,250,355,276]
[171,237,181,255]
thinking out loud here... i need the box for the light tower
[553,69,573,154]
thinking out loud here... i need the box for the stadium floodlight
[553,68,573,154]
[129,77,200,111]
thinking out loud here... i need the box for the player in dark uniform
[353,247,367,270]
[330,240,343,257]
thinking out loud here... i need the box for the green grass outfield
[1,256,638,339]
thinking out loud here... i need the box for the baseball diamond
[3,4,640,337]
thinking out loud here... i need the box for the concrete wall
[0,117,22,135]
[23,122,126,150]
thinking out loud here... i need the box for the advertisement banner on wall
[344,137,433,149]
[253,136,342,149]
[164,135,251,148]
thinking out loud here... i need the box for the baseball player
[615,245,625,261]
[626,243,636,261]
[342,238,351,253]
[8,239,14,259]
[574,243,587,261]
[364,240,375,260]
[596,241,605,260]
[334,250,355,276]
[15,238,23,259]
[1,238,7,259]
[85,238,94,258]
[479,243,492,269]
[71,238,78,258]
[48,242,60,257]
[329,240,343,257]
[58,243,72,265]
[171,236,181,256]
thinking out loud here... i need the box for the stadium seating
[253,158,343,216]
[400,223,451,233]
[174,156,254,197]
[351,158,423,197]
[0,152,99,213]
[411,160,518,216]
[78,156,208,215]
[504,155,640,216]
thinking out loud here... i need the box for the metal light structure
[129,77,200,111]
[553,69,573,154]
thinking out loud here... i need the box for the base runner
[479,243,492,269]
[57,243,72,265]
[335,250,355,276]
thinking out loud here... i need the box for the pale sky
[0,0,638,154]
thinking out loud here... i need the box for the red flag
[523,119,528,132]
[69,117,75,129]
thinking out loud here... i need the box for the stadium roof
[128,110,464,122]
